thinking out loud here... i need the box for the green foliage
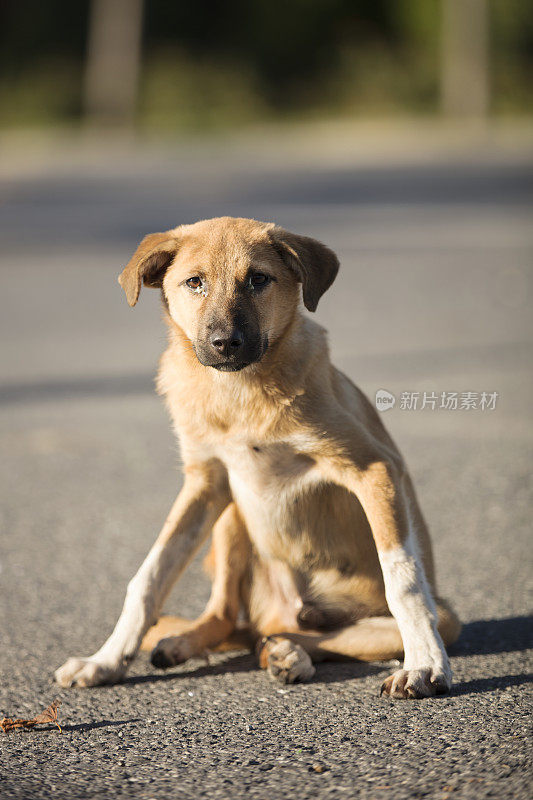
[492,0,533,112]
[0,0,531,128]
[140,51,267,131]
[0,59,83,127]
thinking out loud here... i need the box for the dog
[55,216,460,698]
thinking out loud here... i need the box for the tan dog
[55,216,460,698]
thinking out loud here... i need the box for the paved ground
[0,126,532,799]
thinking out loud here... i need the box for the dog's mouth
[212,361,252,372]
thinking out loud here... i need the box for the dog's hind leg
[257,599,460,688]
[147,503,253,669]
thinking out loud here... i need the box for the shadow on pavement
[244,162,533,208]
[451,616,533,657]
[39,718,141,733]
[451,673,532,697]
[123,652,258,686]
[124,651,386,687]
[312,661,386,684]
[0,373,153,405]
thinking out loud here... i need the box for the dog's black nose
[210,328,244,357]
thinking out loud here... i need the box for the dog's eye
[249,273,271,289]
[186,277,204,293]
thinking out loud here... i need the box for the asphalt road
[0,127,532,799]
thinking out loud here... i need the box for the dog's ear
[118,232,181,307]
[268,226,339,312]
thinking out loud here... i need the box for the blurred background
[0,3,532,796]
[1,0,532,128]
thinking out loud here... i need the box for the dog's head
[118,217,339,372]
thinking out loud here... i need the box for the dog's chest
[216,437,319,555]
[220,437,316,496]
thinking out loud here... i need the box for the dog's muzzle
[193,331,267,371]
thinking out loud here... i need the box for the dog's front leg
[317,421,452,699]
[55,462,230,688]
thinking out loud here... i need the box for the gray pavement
[0,128,532,799]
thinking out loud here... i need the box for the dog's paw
[150,635,196,670]
[380,666,452,699]
[266,639,316,684]
[54,657,125,688]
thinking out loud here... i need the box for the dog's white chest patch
[224,439,314,493]
[218,438,319,556]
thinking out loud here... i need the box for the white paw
[380,666,452,699]
[266,639,316,684]
[54,657,126,688]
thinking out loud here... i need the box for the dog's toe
[380,667,452,699]
[266,639,315,684]
[54,657,124,688]
[150,635,194,670]
[150,648,174,670]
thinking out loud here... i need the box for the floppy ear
[268,226,340,311]
[118,232,181,307]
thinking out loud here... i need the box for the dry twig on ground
[1,700,61,733]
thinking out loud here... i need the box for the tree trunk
[441,0,490,117]
[84,0,144,126]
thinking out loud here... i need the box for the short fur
[55,217,460,698]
